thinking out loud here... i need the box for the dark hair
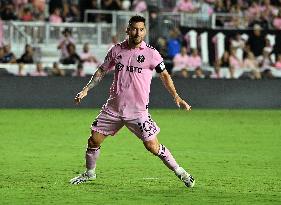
[128,15,146,26]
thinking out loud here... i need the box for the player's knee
[88,136,101,148]
[144,141,159,155]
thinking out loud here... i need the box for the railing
[211,13,246,29]
[8,21,112,45]
[2,12,254,51]
[6,22,31,57]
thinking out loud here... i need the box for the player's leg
[70,131,106,185]
[143,137,179,170]
[143,137,195,188]
[70,109,124,185]
[85,130,106,174]
[125,113,195,188]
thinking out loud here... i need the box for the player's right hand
[74,88,88,105]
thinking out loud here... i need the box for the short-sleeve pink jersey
[99,40,165,120]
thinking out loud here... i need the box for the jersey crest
[137,55,145,63]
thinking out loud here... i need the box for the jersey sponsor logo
[137,55,145,63]
[126,65,142,73]
[115,62,124,71]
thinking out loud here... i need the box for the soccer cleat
[174,167,195,188]
[69,171,96,185]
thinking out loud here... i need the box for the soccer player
[70,15,195,188]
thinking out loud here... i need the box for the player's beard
[132,36,142,45]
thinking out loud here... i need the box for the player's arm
[159,69,191,110]
[74,67,106,104]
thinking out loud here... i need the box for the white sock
[87,168,95,175]
[174,167,189,176]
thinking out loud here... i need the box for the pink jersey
[100,40,164,119]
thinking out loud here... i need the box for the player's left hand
[174,96,191,110]
[74,88,88,105]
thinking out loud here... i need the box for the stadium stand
[0,0,281,78]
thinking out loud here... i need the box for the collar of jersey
[123,39,145,50]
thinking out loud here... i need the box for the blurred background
[0,0,280,108]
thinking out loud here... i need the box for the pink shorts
[91,109,160,142]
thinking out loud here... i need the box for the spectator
[210,63,223,79]
[49,7,63,23]
[172,46,189,77]
[264,38,273,54]
[51,62,65,76]
[57,28,75,62]
[211,50,231,79]
[257,48,274,78]
[63,2,80,22]
[17,44,34,64]
[132,0,147,12]
[17,64,26,76]
[247,1,261,22]
[101,0,122,10]
[247,24,266,58]
[230,33,245,61]
[274,54,281,70]
[13,0,29,14]
[61,43,81,65]
[245,1,261,25]
[30,62,47,76]
[187,48,202,70]
[260,0,277,19]
[155,37,168,59]
[214,0,227,13]
[86,0,99,22]
[16,44,35,77]
[72,63,85,77]
[192,67,205,79]
[214,0,227,26]
[2,44,17,63]
[243,51,261,79]
[101,0,122,22]
[122,0,131,10]
[217,51,230,68]
[148,6,160,46]
[248,12,270,29]
[20,7,33,21]
[173,0,198,13]
[31,0,46,21]
[49,0,63,17]
[272,53,281,77]
[167,27,182,60]
[273,8,281,29]
[229,47,243,78]
[1,4,18,20]
[32,0,46,13]
[80,43,99,66]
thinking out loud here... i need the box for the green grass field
[0,109,280,205]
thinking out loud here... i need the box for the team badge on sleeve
[155,61,166,73]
